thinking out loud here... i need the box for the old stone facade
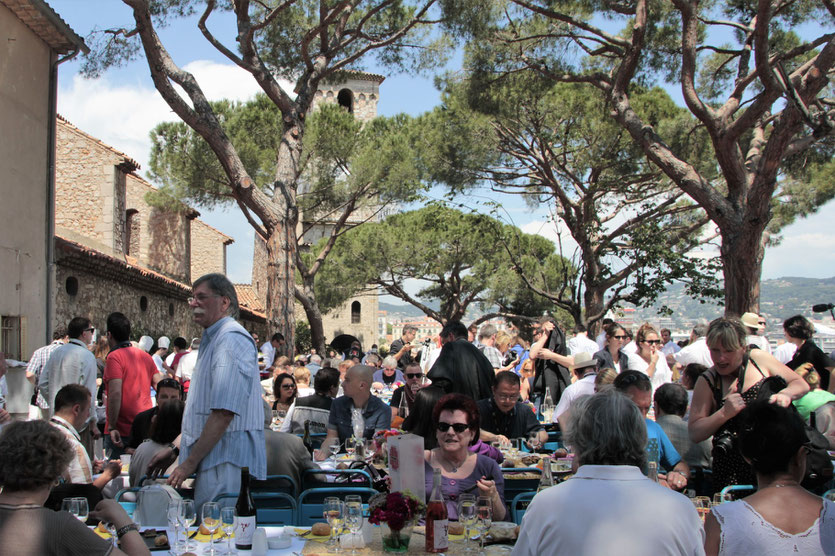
[0,0,86,359]
[53,117,267,341]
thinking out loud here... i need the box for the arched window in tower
[337,88,354,114]
[351,301,361,324]
[125,209,140,256]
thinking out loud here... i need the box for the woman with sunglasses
[423,394,506,521]
[626,323,672,392]
[271,372,297,413]
[593,322,629,374]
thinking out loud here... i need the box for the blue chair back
[511,491,536,524]
[720,484,756,500]
[297,487,378,526]
[502,467,541,505]
[114,487,140,517]
[213,491,297,526]
[137,474,196,499]
[252,474,299,498]
[301,468,372,490]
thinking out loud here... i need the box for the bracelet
[116,523,139,539]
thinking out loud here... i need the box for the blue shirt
[645,418,682,472]
[327,394,391,444]
[181,317,266,479]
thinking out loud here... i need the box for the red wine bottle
[425,467,449,553]
[234,467,256,549]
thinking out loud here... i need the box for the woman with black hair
[705,401,835,555]
[784,314,835,393]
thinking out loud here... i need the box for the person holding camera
[688,317,808,493]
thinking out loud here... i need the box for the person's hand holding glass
[457,493,477,553]
[201,501,221,555]
[324,496,344,553]
[526,431,542,453]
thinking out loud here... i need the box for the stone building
[53,116,267,342]
[0,0,86,360]
[249,71,385,350]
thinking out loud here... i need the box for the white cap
[138,335,153,352]
[157,336,170,349]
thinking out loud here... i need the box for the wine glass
[364,439,376,463]
[271,410,282,431]
[476,497,492,554]
[457,494,477,553]
[526,431,542,453]
[329,441,341,463]
[344,501,363,556]
[61,498,80,520]
[103,521,118,549]
[201,501,221,555]
[180,499,197,551]
[167,500,183,551]
[691,496,710,523]
[220,506,235,556]
[324,496,344,553]
[74,497,89,524]
[345,437,357,460]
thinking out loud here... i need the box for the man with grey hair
[306,353,322,377]
[389,325,418,370]
[514,390,704,556]
[478,323,503,371]
[150,273,266,511]
[673,323,713,368]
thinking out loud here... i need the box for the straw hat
[740,312,763,330]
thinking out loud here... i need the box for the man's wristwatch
[168,442,180,457]
[116,523,139,539]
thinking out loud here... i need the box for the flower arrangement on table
[368,490,425,552]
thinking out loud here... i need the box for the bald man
[314,365,391,460]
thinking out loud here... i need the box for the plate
[140,529,170,552]
[484,545,513,555]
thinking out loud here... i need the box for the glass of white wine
[180,499,197,551]
[476,497,492,554]
[345,437,357,460]
[74,497,89,524]
[324,496,344,553]
[457,494,477,553]
[201,501,221,555]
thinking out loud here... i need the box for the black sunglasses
[613,335,628,339]
[437,422,470,433]
[406,373,424,379]
[643,339,661,345]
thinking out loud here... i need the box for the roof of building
[194,219,235,245]
[57,114,140,172]
[322,69,386,84]
[56,235,266,321]
[235,283,265,315]
[1,0,88,55]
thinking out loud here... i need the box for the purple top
[469,439,504,464]
[424,454,506,520]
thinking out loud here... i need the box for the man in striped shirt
[158,273,266,511]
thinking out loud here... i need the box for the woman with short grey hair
[513,390,704,556]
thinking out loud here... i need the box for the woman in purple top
[422,393,506,521]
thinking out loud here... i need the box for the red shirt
[103,346,158,436]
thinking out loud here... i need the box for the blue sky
[47,1,835,291]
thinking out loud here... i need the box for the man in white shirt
[261,333,286,372]
[567,324,599,356]
[673,323,713,368]
[660,328,680,356]
[773,340,797,364]
[595,318,614,350]
[178,338,200,383]
[553,352,598,424]
[741,312,772,354]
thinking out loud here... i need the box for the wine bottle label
[234,515,256,547]
[432,519,449,550]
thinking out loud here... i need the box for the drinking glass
[180,499,197,551]
[499,437,511,454]
[271,410,282,431]
[691,496,710,523]
[526,431,542,453]
[476,497,492,554]
[167,500,183,551]
[344,501,363,556]
[713,492,734,506]
[345,437,357,459]
[74,497,89,524]
[61,498,80,520]
[457,494,477,553]
[103,521,118,549]
[220,507,235,556]
[329,441,341,463]
[202,501,221,555]
[324,496,344,553]
[364,439,376,462]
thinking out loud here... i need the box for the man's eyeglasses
[495,394,518,402]
[188,294,221,304]
[406,373,424,379]
[613,335,628,339]
[643,339,662,345]
[436,422,470,433]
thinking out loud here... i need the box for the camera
[711,429,737,459]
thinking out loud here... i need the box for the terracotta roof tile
[235,283,264,314]
[1,0,88,54]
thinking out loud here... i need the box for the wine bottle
[425,467,449,553]
[302,420,313,456]
[537,456,554,492]
[234,467,256,550]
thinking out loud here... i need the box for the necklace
[437,451,467,473]
[764,481,800,489]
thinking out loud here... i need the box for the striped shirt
[50,415,93,484]
[181,316,266,479]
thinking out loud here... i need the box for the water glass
[329,441,341,462]
[167,500,182,550]
[457,494,477,553]
[180,499,197,551]
[476,497,492,553]
[345,437,357,459]
[691,496,710,523]
[61,498,80,520]
[201,502,221,555]
[344,501,363,556]
[324,496,344,553]
[220,507,236,555]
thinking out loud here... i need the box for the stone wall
[312,72,382,123]
[191,220,231,281]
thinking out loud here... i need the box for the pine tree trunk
[719,224,765,316]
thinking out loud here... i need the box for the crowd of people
[1,278,834,554]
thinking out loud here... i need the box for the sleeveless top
[714,499,835,555]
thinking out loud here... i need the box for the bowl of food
[489,522,517,542]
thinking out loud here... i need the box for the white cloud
[520,218,581,261]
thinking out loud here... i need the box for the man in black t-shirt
[389,325,418,370]
[284,367,340,434]
[390,362,424,418]
[126,378,182,452]
[477,371,545,445]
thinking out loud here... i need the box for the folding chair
[214,491,297,525]
[301,468,372,490]
[502,467,541,505]
[297,487,377,526]
[511,491,536,525]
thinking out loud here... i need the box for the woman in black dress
[688,317,808,493]
[783,314,835,393]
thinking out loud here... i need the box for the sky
[45,1,835,293]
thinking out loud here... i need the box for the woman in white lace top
[705,401,835,555]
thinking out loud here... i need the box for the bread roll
[311,522,331,536]
[448,522,464,535]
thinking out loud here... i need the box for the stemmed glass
[345,437,357,460]
[526,431,542,453]
[220,507,235,556]
[344,500,363,556]
[167,500,183,551]
[76,497,89,524]
[329,441,341,463]
[691,496,710,523]
[364,439,376,463]
[103,521,118,549]
[476,497,492,555]
[180,499,197,551]
[202,502,221,555]
[61,498,80,520]
[457,494,477,553]
[324,496,344,553]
